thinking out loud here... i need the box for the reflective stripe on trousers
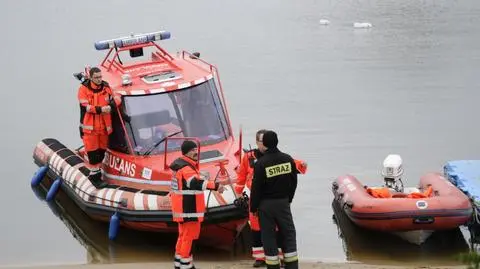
[172,190,204,195]
[173,212,204,218]
[283,251,298,263]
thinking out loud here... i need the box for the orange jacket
[367,186,433,199]
[169,156,219,223]
[234,149,308,194]
[405,185,433,198]
[77,80,121,136]
[366,187,392,198]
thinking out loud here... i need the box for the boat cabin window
[108,105,131,154]
[121,79,230,155]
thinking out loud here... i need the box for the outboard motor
[382,154,404,192]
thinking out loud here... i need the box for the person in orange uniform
[77,67,121,188]
[170,140,225,269]
[234,129,307,267]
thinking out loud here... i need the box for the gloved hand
[101,106,111,114]
[295,159,308,174]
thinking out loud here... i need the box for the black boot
[253,259,266,267]
[89,171,107,188]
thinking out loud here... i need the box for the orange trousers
[175,221,201,258]
[82,134,108,169]
[249,212,261,231]
[82,134,108,152]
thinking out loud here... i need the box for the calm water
[1,0,480,266]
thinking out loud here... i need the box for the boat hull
[32,138,248,248]
[332,173,472,233]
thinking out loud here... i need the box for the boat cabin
[75,31,240,188]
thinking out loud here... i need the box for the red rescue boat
[331,154,472,244]
[31,30,249,249]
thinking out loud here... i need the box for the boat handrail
[100,42,180,73]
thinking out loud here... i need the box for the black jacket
[250,147,298,213]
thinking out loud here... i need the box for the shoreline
[1,261,467,269]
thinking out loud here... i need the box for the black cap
[181,140,197,155]
[262,130,278,149]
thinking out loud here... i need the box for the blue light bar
[94,31,171,51]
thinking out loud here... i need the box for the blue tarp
[444,160,480,206]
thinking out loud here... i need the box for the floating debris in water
[353,22,372,28]
[319,19,330,25]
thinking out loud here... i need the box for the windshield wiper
[142,130,183,156]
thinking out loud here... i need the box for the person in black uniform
[250,130,299,269]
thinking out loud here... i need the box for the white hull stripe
[66,165,76,183]
[96,189,107,205]
[62,165,72,182]
[104,172,171,185]
[73,171,85,196]
[84,185,95,201]
[150,88,165,94]
[134,193,145,210]
[177,82,192,89]
[49,154,58,168]
[130,90,146,95]
[104,189,115,207]
[52,154,61,170]
[75,171,87,195]
[148,195,159,210]
[113,190,124,208]
[55,154,64,171]
[58,156,67,171]
[194,78,206,85]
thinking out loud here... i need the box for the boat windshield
[113,79,230,155]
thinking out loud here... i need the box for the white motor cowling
[381,154,404,192]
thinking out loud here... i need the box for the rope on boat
[48,164,123,206]
[64,177,123,205]
[206,164,237,213]
[49,159,248,211]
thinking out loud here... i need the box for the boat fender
[109,212,120,240]
[31,165,48,187]
[46,177,62,202]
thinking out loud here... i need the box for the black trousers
[258,198,298,269]
[87,149,106,165]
